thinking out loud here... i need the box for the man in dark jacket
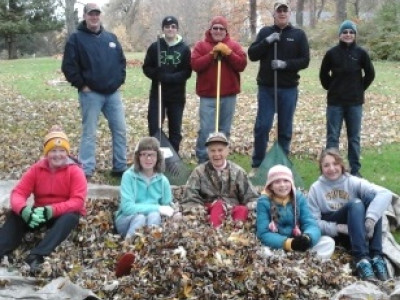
[248,0,309,176]
[143,16,192,153]
[61,2,127,179]
[319,20,375,177]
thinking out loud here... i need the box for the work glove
[365,218,376,239]
[34,206,53,221]
[28,208,46,229]
[265,32,280,44]
[337,224,349,235]
[271,59,287,70]
[21,205,33,224]
[291,234,311,252]
[212,42,232,59]
[159,205,174,217]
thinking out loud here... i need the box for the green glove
[44,206,53,220]
[21,206,33,224]
[29,208,46,228]
[33,206,53,221]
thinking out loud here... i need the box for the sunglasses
[276,7,288,13]
[164,24,178,29]
[211,26,226,32]
[342,30,355,35]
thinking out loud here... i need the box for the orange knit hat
[43,125,70,155]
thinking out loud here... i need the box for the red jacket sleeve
[10,164,37,215]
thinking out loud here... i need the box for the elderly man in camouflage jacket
[182,132,259,228]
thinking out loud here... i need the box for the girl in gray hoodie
[308,148,391,281]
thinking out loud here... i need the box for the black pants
[147,97,185,153]
[0,211,80,257]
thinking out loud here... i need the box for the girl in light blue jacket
[115,137,173,240]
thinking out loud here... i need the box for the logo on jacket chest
[160,51,181,65]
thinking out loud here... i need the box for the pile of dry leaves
[0,190,361,300]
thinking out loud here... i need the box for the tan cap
[274,0,289,10]
[84,3,101,14]
[205,132,229,146]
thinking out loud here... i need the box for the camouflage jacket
[182,161,259,210]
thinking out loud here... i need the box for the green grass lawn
[0,54,399,194]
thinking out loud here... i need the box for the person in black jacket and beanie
[61,2,127,179]
[143,16,192,153]
[248,0,310,176]
[319,20,375,177]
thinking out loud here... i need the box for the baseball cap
[84,3,101,14]
[205,132,229,146]
[274,0,289,10]
[162,16,179,29]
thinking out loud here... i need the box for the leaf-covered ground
[0,193,362,300]
[0,78,399,183]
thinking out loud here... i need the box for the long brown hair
[318,148,348,174]
[133,137,164,173]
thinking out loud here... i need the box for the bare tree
[249,0,257,40]
[316,0,326,20]
[64,0,77,37]
[310,0,316,28]
[296,0,305,27]
[336,0,347,22]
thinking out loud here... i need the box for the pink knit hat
[266,165,301,236]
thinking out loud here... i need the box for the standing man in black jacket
[320,20,375,177]
[143,16,192,153]
[248,0,309,176]
[62,2,127,179]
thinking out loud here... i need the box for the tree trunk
[249,0,257,40]
[7,34,18,59]
[310,0,316,28]
[354,0,360,18]
[296,0,305,27]
[336,0,347,23]
[317,0,326,20]
[65,0,77,37]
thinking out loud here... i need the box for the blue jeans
[196,95,237,163]
[321,193,382,262]
[252,86,298,168]
[79,90,127,176]
[115,212,161,238]
[326,105,362,175]
[148,97,185,153]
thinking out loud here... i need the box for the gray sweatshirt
[307,173,392,237]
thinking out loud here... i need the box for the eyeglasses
[276,7,289,13]
[139,152,157,159]
[211,27,226,32]
[342,30,355,35]
[163,24,178,30]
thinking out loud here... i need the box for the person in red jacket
[191,16,247,164]
[0,125,87,275]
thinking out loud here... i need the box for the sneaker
[115,252,135,278]
[371,256,389,281]
[248,168,258,178]
[356,258,376,281]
